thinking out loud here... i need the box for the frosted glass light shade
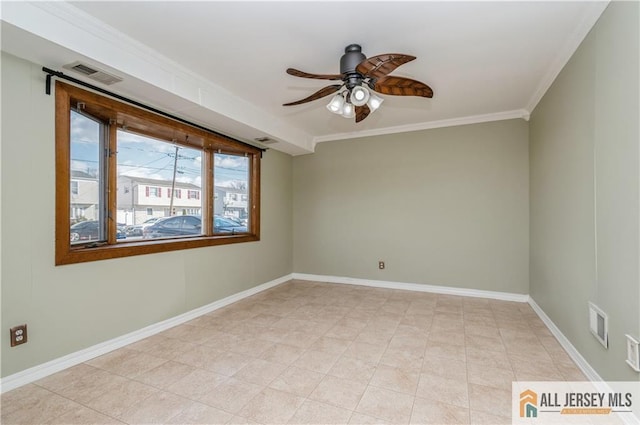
[326,94,344,114]
[367,92,384,112]
[350,85,370,107]
[341,102,355,118]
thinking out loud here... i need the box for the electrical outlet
[378,261,385,270]
[10,324,28,347]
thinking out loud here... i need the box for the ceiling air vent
[63,61,123,85]
[254,137,277,145]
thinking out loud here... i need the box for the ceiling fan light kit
[284,44,433,123]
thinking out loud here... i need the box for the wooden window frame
[56,82,261,265]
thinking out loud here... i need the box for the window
[56,82,261,265]
[146,186,162,198]
[168,189,182,199]
[214,153,250,231]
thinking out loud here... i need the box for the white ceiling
[1,1,608,155]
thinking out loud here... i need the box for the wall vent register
[588,302,608,348]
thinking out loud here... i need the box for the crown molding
[526,1,609,114]
[313,109,530,144]
[1,1,315,155]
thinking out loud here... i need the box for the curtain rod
[42,67,266,153]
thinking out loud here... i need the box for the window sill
[56,234,259,265]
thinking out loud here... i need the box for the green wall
[529,1,640,381]
[293,119,530,294]
[0,53,293,377]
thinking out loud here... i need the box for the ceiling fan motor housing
[340,44,366,89]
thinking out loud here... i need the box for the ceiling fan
[283,44,433,123]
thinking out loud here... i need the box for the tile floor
[1,280,586,424]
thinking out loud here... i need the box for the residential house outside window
[56,82,261,265]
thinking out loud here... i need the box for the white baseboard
[292,273,530,303]
[0,274,292,393]
[527,297,602,381]
[529,297,640,425]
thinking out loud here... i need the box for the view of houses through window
[69,112,251,243]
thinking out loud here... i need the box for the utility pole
[169,145,179,216]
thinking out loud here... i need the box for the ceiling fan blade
[286,68,343,81]
[283,84,343,106]
[355,104,371,123]
[372,76,434,97]
[356,54,416,79]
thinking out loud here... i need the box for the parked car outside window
[142,215,247,239]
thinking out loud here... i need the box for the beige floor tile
[355,385,414,424]
[49,405,125,424]
[259,342,306,365]
[233,358,288,386]
[348,412,385,424]
[228,337,275,356]
[325,324,361,340]
[56,369,129,405]
[424,340,466,362]
[428,330,466,347]
[293,348,342,374]
[467,363,516,391]
[416,373,469,408]
[118,391,191,424]
[344,340,388,363]
[328,355,377,383]
[1,385,52,415]
[4,281,577,425]
[1,387,80,425]
[201,331,247,351]
[410,398,470,425]
[145,338,199,360]
[309,335,351,354]
[465,334,506,353]
[135,360,196,389]
[354,330,394,346]
[127,334,169,352]
[238,387,305,423]
[466,346,512,371]
[287,399,353,424]
[248,313,283,326]
[469,410,512,424]
[279,329,322,348]
[198,377,263,414]
[369,364,420,395]
[173,344,224,369]
[203,350,254,376]
[379,344,424,369]
[335,316,370,330]
[259,325,295,343]
[464,323,502,339]
[269,365,324,397]
[421,354,468,381]
[468,383,512,417]
[84,379,159,418]
[35,364,102,393]
[556,361,587,381]
[167,401,234,424]
[400,313,433,329]
[389,331,428,348]
[166,368,228,400]
[309,375,368,410]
